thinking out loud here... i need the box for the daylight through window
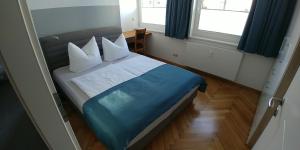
[141,0,167,25]
[198,0,252,36]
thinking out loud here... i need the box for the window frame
[137,0,250,45]
[138,0,166,33]
[190,0,250,45]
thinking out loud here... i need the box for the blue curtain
[238,0,297,57]
[165,0,193,39]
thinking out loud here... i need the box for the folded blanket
[83,64,206,150]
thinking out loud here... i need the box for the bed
[39,27,207,150]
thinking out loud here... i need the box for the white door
[253,66,300,150]
[248,0,300,145]
[0,0,80,149]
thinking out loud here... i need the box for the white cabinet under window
[183,41,243,81]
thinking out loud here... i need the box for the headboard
[39,27,122,73]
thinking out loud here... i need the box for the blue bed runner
[82,64,206,150]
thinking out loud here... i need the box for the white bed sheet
[71,54,165,98]
[53,53,139,112]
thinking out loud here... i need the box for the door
[248,38,300,147]
[252,66,300,150]
[0,65,48,150]
[247,0,300,145]
[0,0,80,149]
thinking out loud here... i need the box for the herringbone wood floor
[64,72,260,150]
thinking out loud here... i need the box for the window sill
[144,28,165,34]
[142,26,239,47]
[189,35,239,47]
[139,23,165,33]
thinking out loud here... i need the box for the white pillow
[102,34,130,61]
[68,36,102,73]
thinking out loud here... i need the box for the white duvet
[71,55,165,98]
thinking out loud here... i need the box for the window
[139,0,167,32]
[191,0,253,44]
[138,0,253,43]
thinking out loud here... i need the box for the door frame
[0,0,80,149]
[248,38,300,147]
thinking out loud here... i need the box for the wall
[27,0,119,9]
[119,0,139,31]
[27,0,121,37]
[147,32,274,90]
[236,53,274,90]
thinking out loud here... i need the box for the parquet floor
[64,72,260,150]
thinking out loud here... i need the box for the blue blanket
[83,64,206,150]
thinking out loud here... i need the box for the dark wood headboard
[39,27,122,73]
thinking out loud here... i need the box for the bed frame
[39,27,198,150]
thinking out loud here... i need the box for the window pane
[141,8,166,25]
[154,0,167,7]
[225,0,252,12]
[198,10,249,35]
[202,0,225,10]
[142,0,153,8]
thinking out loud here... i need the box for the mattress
[53,53,199,147]
[71,54,165,98]
[53,53,138,112]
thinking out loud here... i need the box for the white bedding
[71,55,165,98]
[53,52,197,147]
[53,53,138,112]
[53,53,165,111]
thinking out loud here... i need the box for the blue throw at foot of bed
[83,64,206,150]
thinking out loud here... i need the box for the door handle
[268,97,284,117]
[268,97,284,108]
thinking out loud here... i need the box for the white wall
[28,0,139,32]
[27,0,119,10]
[147,32,274,90]
[236,53,274,90]
[27,0,121,37]
[119,0,139,31]
[284,1,300,61]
